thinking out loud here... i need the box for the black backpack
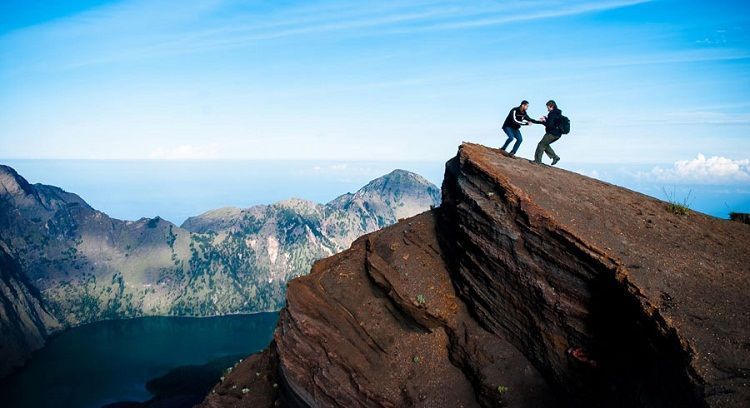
[558,115,570,135]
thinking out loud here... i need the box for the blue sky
[1,0,749,170]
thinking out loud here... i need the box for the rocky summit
[201,143,749,407]
[0,166,439,377]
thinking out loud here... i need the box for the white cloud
[148,144,220,160]
[329,163,348,171]
[643,154,750,184]
[576,169,601,179]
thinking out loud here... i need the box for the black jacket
[502,107,542,130]
[545,108,563,136]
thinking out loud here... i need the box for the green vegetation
[663,187,692,216]
[167,225,176,248]
[497,385,509,394]
[730,212,750,224]
[3,167,438,328]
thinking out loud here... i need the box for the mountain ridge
[0,165,439,377]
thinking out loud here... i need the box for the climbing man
[500,100,543,158]
[535,100,569,165]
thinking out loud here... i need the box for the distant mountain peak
[0,165,91,213]
[361,169,433,190]
[350,169,440,207]
[0,164,35,197]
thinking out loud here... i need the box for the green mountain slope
[0,165,439,376]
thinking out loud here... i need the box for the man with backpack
[535,100,569,165]
[500,100,543,157]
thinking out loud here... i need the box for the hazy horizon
[3,158,748,225]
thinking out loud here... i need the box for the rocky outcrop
[0,244,61,377]
[200,212,554,407]
[0,166,438,377]
[201,143,750,407]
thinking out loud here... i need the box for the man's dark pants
[534,133,560,163]
[501,127,523,154]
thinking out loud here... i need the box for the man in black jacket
[500,100,542,157]
[535,100,563,165]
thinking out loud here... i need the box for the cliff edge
[199,143,750,407]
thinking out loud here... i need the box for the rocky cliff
[0,166,439,377]
[200,143,750,407]
[0,243,60,377]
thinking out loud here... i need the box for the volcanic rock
[200,143,750,407]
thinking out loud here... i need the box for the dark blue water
[0,313,279,408]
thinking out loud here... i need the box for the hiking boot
[508,153,516,158]
[551,157,560,166]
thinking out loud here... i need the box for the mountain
[0,244,61,375]
[182,169,439,249]
[200,144,750,407]
[0,166,439,377]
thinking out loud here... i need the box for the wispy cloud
[396,0,653,32]
[582,110,750,128]
[1,0,655,70]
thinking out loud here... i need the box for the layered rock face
[200,212,554,407]
[201,143,749,407]
[440,144,749,406]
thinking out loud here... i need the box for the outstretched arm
[523,113,543,124]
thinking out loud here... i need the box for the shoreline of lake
[0,312,279,408]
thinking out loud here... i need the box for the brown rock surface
[199,143,749,407]
[199,212,554,407]
[440,143,749,407]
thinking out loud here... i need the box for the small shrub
[497,385,509,394]
[730,212,750,225]
[663,187,692,216]
[415,294,426,306]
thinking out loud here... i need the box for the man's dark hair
[520,100,529,106]
[546,100,557,109]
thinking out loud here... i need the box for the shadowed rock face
[0,244,60,377]
[202,143,749,407]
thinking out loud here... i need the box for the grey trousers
[534,133,561,162]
